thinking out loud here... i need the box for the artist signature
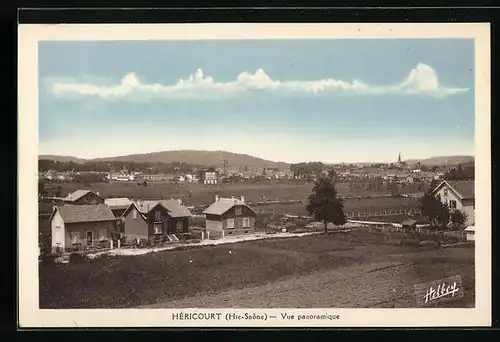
[424,280,460,304]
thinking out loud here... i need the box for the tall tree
[306,176,347,233]
[420,192,450,229]
[450,210,468,230]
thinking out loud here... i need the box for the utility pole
[223,160,228,175]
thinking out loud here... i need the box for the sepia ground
[39,229,474,309]
[144,247,474,308]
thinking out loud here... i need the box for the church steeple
[398,153,402,164]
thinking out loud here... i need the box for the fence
[346,207,421,219]
[366,224,467,242]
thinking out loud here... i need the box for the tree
[306,176,347,233]
[389,180,400,197]
[450,210,468,230]
[420,192,450,229]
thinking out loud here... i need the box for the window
[72,232,80,244]
[243,217,250,228]
[227,218,235,229]
[154,211,162,222]
[99,229,107,241]
[132,209,137,219]
[235,207,242,216]
[449,200,457,210]
[154,223,163,235]
[176,220,183,233]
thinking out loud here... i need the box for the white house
[432,180,475,226]
[204,172,218,185]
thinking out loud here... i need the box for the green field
[39,229,474,309]
[54,181,424,207]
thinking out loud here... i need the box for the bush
[69,252,85,263]
[40,253,56,264]
[418,240,440,247]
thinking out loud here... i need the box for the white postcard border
[18,23,491,328]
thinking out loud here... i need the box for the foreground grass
[39,230,473,309]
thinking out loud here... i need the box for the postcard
[18,22,491,327]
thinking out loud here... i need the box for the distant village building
[61,190,105,205]
[204,172,218,185]
[203,196,256,237]
[432,180,475,227]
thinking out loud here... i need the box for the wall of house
[73,193,105,205]
[51,211,65,251]
[65,221,115,250]
[123,207,149,241]
[205,213,223,236]
[166,217,189,235]
[462,199,475,226]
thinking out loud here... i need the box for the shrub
[418,240,440,248]
[40,253,56,264]
[69,252,85,263]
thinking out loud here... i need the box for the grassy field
[251,197,421,217]
[54,181,426,207]
[39,229,474,309]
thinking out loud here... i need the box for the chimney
[96,192,100,196]
[240,196,245,203]
[178,198,182,205]
[215,195,220,202]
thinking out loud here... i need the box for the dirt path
[143,247,474,309]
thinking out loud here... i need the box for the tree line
[39,159,211,174]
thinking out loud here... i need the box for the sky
[38,39,475,163]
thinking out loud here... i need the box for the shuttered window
[227,219,235,229]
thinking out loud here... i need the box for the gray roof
[64,189,101,202]
[105,197,132,210]
[132,199,192,218]
[446,180,475,199]
[433,180,475,200]
[55,204,116,224]
[203,198,255,216]
[402,219,418,226]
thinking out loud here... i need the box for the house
[204,172,218,185]
[203,195,257,237]
[104,197,133,217]
[121,199,193,242]
[432,180,475,226]
[63,189,105,205]
[465,225,475,241]
[50,204,117,252]
[401,218,417,231]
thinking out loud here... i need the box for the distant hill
[38,155,86,164]
[40,150,290,171]
[405,155,474,166]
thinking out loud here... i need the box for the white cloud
[48,63,469,101]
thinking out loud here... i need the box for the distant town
[39,152,474,189]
